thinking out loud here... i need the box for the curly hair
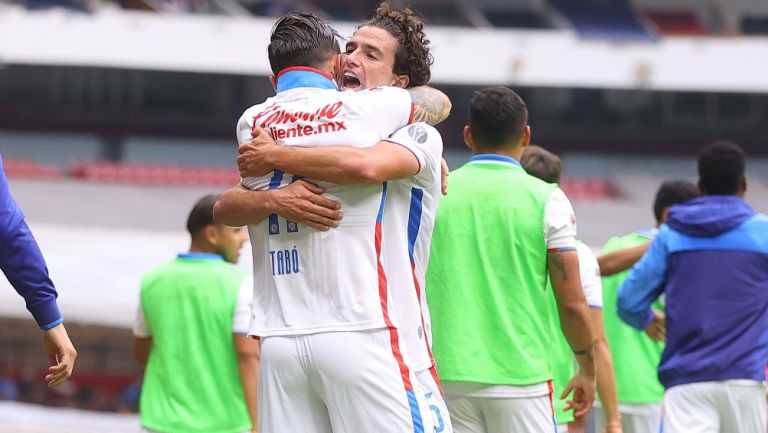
[359,2,433,87]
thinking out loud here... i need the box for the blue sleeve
[617,225,669,330]
[0,155,62,330]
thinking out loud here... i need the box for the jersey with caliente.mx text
[237,84,415,338]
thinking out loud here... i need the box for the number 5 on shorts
[425,392,445,433]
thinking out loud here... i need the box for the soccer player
[227,7,452,431]
[215,10,449,433]
[617,141,768,433]
[0,152,77,388]
[521,145,621,433]
[596,180,698,433]
[133,194,258,433]
[426,87,595,433]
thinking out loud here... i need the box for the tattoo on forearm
[572,341,595,358]
[549,251,568,281]
[410,86,449,126]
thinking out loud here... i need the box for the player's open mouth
[342,72,361,90]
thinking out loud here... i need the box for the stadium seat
[560,178,619,201]
[645,10,707,36]
[550,0,656,41]
[69,161,240,186]
[3,158,62,179]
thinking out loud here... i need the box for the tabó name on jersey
[270,247,300,276]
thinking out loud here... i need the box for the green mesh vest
[139,254,251,433]
[601,233,665,404]
[427,155,558,385]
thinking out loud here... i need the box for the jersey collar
[469,153,522,168]
[276,67,338,93]
[634,228,659,239]
[177,252,224,261]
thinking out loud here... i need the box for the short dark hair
[653,180,700,223]
[187,194,219,239]
[268,12,340,76]
[697,141,746,195]
[360,2,433,87]
[469,87,528,149]
[521,145,562,184]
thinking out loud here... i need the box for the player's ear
[268,75,277,92]
[463,126,474,150]
[739,175,748,197]
[393,74,409,89]
[203,225,219,247]
[520,125,532,148]
[333,54,345,89]
[660,207,671,224]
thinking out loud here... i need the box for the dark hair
[653,180,700,223]
[697,141,746,195]
[268,12,340,76]
[469,86,528,149]
[359,2,433,87]
[187,194,219,239]
[521,145,562,184]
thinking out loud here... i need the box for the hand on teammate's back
[440,158,449,195]
[561,366,596,418]
[237,127,279,178]
[272,180,342,231]
[644,310,666,342]
[42,323,77,388]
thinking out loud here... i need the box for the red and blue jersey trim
[375,181,424,433]
[407,187,444,395]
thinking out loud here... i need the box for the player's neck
[472,147,522,161]
[275,67,337,93]
[188,244,216,255]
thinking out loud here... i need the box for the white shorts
[258,329,435,433]
[593,402,661,433]
[444,383,557,433]
[415,368,453,433]
[661,379,767,433]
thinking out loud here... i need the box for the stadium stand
[1,1,768,430]
[742,15,768,34]
[644,10,707,36]
[549,0,655,40]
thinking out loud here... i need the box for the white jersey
[238,83,415,338]
[381,123,443,371]
[576,242,603,309]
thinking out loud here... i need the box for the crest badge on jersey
[408,124,428,144]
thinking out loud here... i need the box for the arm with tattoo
[408,86,452,125]
[548,249,596,417]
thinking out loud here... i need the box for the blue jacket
[0,154,62,329]
[617,195,768,389]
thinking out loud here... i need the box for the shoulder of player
[344,86,410,101]
[395,123,442,145]
[139,259,179,287]
[240,97,278,117]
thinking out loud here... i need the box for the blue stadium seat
[550,0,655,41]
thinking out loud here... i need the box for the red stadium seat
[645,10,707,36]
[68,161,239,186]
[560,178,619,201]
[3,158,62,179]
